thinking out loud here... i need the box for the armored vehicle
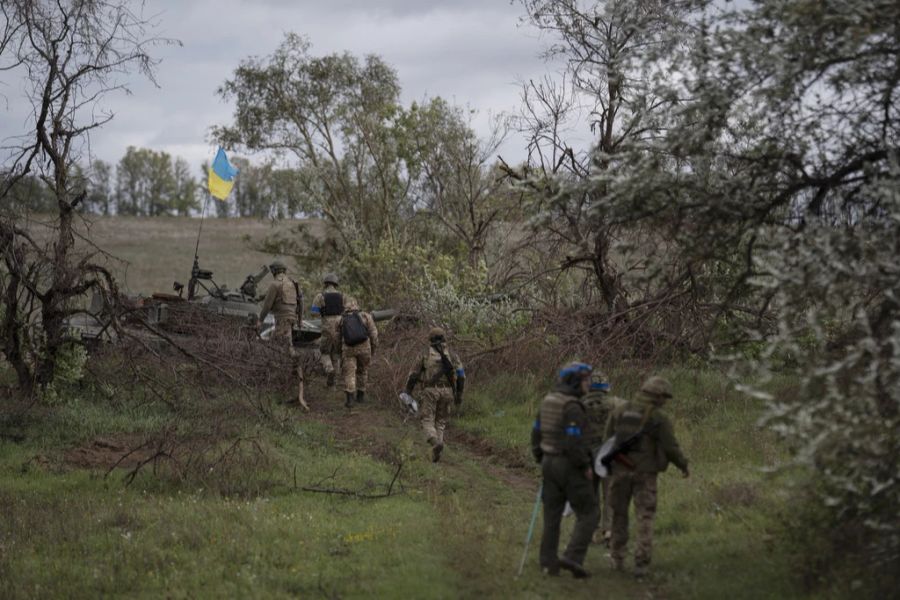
[66,258,395,346]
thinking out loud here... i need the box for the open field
[0,358,841,599]
[28,214,314,295]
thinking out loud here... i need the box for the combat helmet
[269,260,288,274]
[428,326,446,342]
[559,362,594,390]
[640,376,673,399]
[323,272,340,286]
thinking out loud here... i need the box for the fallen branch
[298,461,404,500]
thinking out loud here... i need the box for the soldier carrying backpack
[337,297,378,409]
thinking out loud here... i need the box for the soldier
[605,375,690,578]
[310,273,344,387]
[404,327,465,463]
[337,297,378,409]
[531,362,598,578]
[582,372,625,546]
[258,260,307,410]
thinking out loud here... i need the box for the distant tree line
[2,146,314,218]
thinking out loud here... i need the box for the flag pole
[194,189,209,261]
[188,188,210,300]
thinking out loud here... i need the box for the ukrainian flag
[208,147,238,200]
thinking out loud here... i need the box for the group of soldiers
[257,262,686,577]
[532,362,690,579]
[256,262,465,463]
[257,262,381,411]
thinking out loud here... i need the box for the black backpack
[341,311,369,346]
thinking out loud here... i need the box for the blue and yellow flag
[208,147,238,200]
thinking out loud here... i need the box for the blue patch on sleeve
[456,368,465,377]
[565,426,582,437]
[310,305,321,314]
[533,419,540,431]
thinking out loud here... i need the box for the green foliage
[116,146,198,216]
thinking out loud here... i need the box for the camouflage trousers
[419,386,453,445]
[341,341,371,393]
[608,469,658,570]
[272,318,304,404]
[319,317,341,376]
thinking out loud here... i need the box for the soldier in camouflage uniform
[404,327,466,463]
[531,362,598,578]
[605,376,690,578]
[582,372,625,545]
[337,297,378,409]
[258,261,307,410]
[310,273,344,387]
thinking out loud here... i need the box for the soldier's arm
[658,414,689,474]
[258,284,277,322]
[530,417,543,464]
[404,358,425,394]
[561,402,592,470]
[366,312,379,351]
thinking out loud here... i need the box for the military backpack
[341,311,369,346]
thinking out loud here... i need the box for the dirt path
[303,388,537,491]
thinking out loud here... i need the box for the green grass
[0,367,831,599]
[455,368,811,599]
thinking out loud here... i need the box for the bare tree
[507,0,694,313]
[0,0,173,393]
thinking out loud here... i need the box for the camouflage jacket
[337,310,378,352]
[406,344,463,391]
[582,391,625,450]
[259,273,300,323]
[605,393,689,474]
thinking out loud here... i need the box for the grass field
[0,217,857,598]
[0,360,835,599]
[28,214,309,295]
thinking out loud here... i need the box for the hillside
[31,215,314,295]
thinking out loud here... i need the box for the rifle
[430,343,456,390]
[598,405,654,471]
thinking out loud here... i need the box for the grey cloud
[2,0,570,171]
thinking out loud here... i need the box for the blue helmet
[558,361,592,381]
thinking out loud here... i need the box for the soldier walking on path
[258,260,307,410]
[582,372,625,546]
[404,327,466,463]
[605,375,690,578]
[337,298,378,409]
[531,362,599,578]
[310,273,344,388]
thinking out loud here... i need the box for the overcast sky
[2,0,582,172]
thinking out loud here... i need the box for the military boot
[431,442,444,463]
[326,372,335,388]
[344,392,353,409]
[558,556,590,579]
[356,390,365,403]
